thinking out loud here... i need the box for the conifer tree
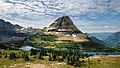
[48,54,52,61]
[24,54,29,61]
[38,52,44,60]
[9,52,16,60]
[30,49,37,56]
[4,53,7,58]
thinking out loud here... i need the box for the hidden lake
[19,45,120,55]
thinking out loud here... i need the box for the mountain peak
[0,19,5,23]
[0,19,26,43]
[45,16,89,42]
[47,16,82,34]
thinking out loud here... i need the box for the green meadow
[0,49,120,68]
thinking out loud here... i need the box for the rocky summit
[45,16,90,42]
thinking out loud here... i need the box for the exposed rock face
[47,16,81,33]
[45,16,90,42]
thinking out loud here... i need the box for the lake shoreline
[19,45,120,55]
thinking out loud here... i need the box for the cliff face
[45,16,90,42]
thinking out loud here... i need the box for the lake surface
[19,46,120,55]
[19,46,36,51]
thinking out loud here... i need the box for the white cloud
[0,0,120,18]
[0,0,120,32]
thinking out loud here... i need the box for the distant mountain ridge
[103,32,120,48]
[87,34,107,46]
[89,32,120,48]
[0,19,22,30]
[0,19,26,43]
[0,19,22,36]
[89,32,113,41]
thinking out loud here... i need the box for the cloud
[0,0,120,32]
[1,0,120,18]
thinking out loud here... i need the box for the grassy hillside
[19,31,118,52]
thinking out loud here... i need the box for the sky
[0,0,120,33]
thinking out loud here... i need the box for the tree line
[0,49,91,67]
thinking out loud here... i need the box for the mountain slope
[0,19,26,43]
[87,34,107,46]
[89,32,113,41]
[103,32,120,48]
[116,43,120,49]
[0,19,22,36]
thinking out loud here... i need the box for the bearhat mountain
[47,16,81,33]
[45,16,90,42]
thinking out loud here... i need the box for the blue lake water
[19,46,120,55]
[19,46,36,51]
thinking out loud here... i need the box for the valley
[0,16,120,68]
[0,0,120,68]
